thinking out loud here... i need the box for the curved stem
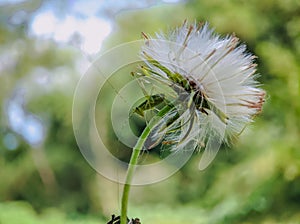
[120,104,173,224]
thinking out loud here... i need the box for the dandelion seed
[138,21,265,169]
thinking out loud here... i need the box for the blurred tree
[0,0,103,218]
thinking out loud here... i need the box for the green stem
[120,104,173,224]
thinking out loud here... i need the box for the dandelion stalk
[120,104,173,224]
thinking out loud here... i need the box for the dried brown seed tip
[197,21,204,31]
[141,32,148,39]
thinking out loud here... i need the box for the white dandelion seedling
[118,21,265,224]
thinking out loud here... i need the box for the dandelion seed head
[141,21,265,145]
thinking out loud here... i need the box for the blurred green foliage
[1,0,300,223]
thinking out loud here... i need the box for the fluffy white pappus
[141,21,265,144]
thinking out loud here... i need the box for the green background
[1,0,300,223]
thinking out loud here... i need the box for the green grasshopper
[131,93,166,117]
[130,70,183,149]
[130,71,168,118]
[131,51,230,150]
